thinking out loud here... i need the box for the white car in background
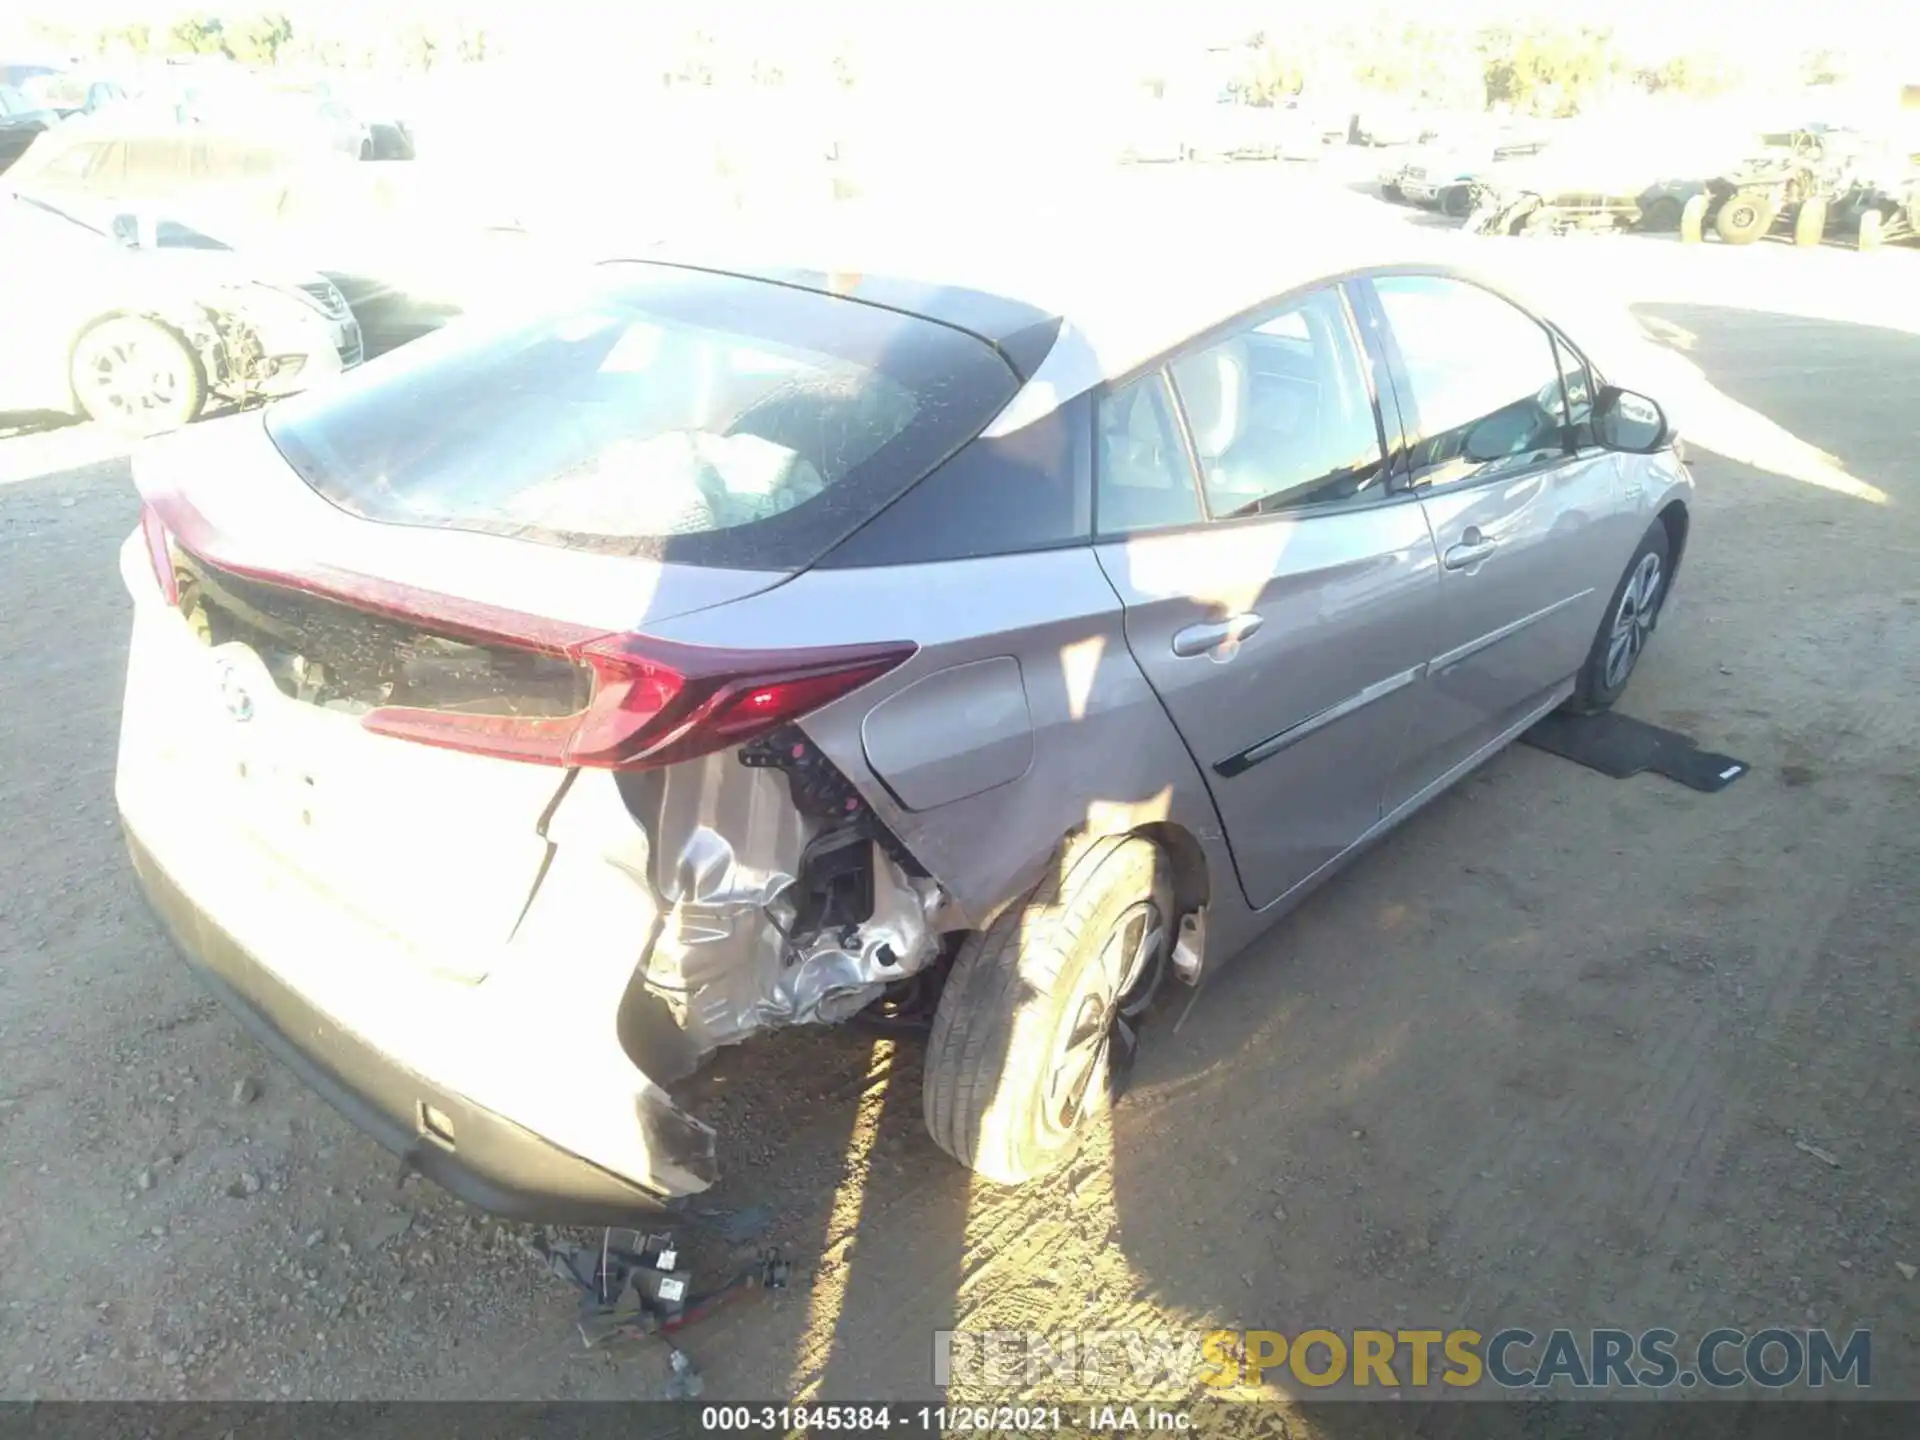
[0,191,359,433]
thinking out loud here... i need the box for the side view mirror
[1592,385,1670,453]
[110,213,143,249]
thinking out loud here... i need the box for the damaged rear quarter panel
[606,749,941,1073]
[646,547,1234,931]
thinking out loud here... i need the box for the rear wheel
[1568,521,1671,713]
[69,315,206,436]
[1715,194,1776,245]
[1793,197,1828,248]
[1439,185,1473,219]
[1857,208,1885,251]
[923,836,1171,1184]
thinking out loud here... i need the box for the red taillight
[363,634,914,771]
[139,503,179,604]
[136,486,911,771]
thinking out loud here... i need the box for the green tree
[1233,40,1306,107]
[166,15,227,57]
[94,22,151,56]
[396,22,439,72]
[1480,23,1619,117]
[227,12,294,66]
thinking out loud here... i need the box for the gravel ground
[1,184,1916,1414]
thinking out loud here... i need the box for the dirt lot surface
[2,177,1917,1415]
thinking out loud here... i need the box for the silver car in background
[116,245,1693,1216]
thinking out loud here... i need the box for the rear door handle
[1443,537,1499,570]
[1171,613,1263,658]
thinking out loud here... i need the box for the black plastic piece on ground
[1521,711,1749,793]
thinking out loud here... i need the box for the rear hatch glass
[264,262,1020,571]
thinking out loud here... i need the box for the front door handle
[1443,535,1499,570]
[1172,613,1263,658]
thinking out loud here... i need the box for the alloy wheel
[1042,900,1163,1136]
[78,329,188,427]
[1605,552,1664,690]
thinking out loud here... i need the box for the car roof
[643,191,1465,432]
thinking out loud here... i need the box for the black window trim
[1355,268,1590,500]
[1545,321,1606,456]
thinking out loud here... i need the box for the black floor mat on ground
[1521,711,1750,793]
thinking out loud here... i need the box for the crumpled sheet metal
[764,851,943,1026]
[663,825,799,951]
[644,824,942,1054]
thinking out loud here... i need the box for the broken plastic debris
[534,1228,795,1356]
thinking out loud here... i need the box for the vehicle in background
[115,246,1693,1215]
[0,191,359,434]
[1689,126,1911,248]
[320,77,416,160]
[1465,122,1756,237]
[0,82,62,174]
[2,63,130,118]
[8,117,551,348]
[144,71,375,160]
[1394,126,1553,216]
[6,116,340,218]
[1830,168,1918,248]
[251,75,395,160]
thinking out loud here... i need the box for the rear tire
[1439,185,1472,219]
[69,315,206,436]
[1793,197,1827,248]
[1568,521,1672,714]
[923,836,1171,1185]
[1715,194,1776,245]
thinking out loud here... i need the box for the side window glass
[1373,275,1568,486]
[1096,371,1202,536]
[1169,286,1386,518]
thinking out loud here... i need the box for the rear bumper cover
[125,828,715,1223]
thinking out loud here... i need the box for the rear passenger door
[1361,273,1634,810]
[1094,285,1443,912]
